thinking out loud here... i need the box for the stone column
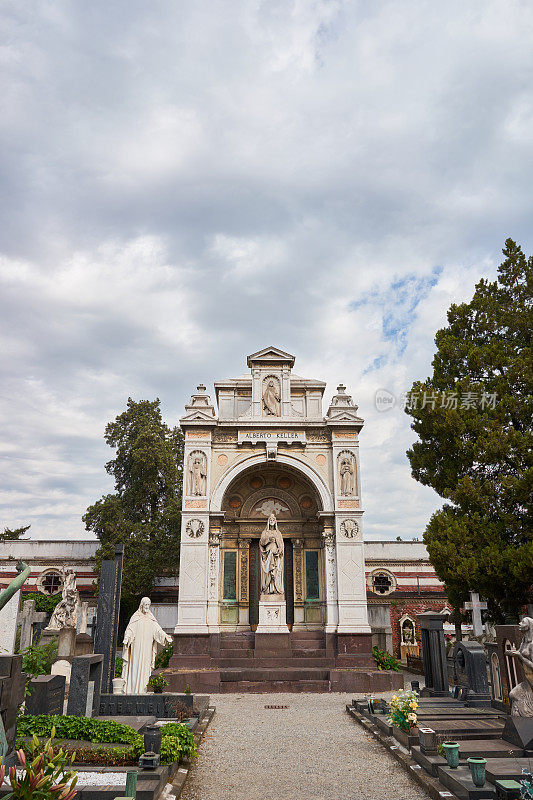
[207,524,221,632]
[237,539,250,628]
[292,538,305,629]
[322,520,338,634]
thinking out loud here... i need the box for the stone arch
[239,487,301,519]
[210,452,334,512]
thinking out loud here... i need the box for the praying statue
[339,454,356,495]
[262,378,281,416]
[45,567,79,630]
[121,597,173,694]
[259,513,284,596]
[188,452,207,496]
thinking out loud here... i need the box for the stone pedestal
[256,596,287,633]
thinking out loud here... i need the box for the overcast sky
[1,1,532,541]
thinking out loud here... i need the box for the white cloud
[0,0,531,538]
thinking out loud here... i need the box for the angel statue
[259,513,284,596]
[262,379,281,416]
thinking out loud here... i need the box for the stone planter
[467,757,487,787]
[112,677,125,694]
[442,741,460,769]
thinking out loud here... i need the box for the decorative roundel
[250,476,263,489]
[186,519,205,538]
[217,454,228,466]
[277,476,293,490]
[300,495,313,510]
[315,454,326,466]
[340,518,359,538]
[228,495,242,509]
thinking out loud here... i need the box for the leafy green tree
[1,524,30,541]
[84,398,184,613]
[405,239,532,621]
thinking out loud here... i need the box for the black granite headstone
[67,654,103,717]
[99,692,193,718]
[94,543,124,694]
[25,674,66,716]
[0,655,25,762]
[453,640,491,704]
[418,611,451,697]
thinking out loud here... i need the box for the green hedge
[16,715,196,765]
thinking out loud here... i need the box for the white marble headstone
[0,593,20,654]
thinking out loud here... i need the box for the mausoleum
[167,346,403,692]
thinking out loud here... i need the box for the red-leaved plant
[1,727,78,800]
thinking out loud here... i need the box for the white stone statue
[45,568,79,631]
[187,452,207,496]
[338,453,356,495]
[262,378,281,416]
[508,616,533,717]
[121,597,173,694]
[259,513,284,596]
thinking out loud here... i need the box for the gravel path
[181,692,430,800]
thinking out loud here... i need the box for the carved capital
[209,530,221,546]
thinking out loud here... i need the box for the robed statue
[262,378,281,416]
[339,454,356,495]
[45,567,79,630]
[259,513,284,596]
[121,597,173,694]
[188,452,207,496]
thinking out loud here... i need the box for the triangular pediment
[180,410,216,423]
[247,346,295,368]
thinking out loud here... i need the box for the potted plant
[467,757,487,787]
[148,673,168,694]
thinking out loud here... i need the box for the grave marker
[464,592,488,638]
[94,544,124,694]
[25,674,66,716]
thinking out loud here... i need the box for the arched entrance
[218,462,325,631]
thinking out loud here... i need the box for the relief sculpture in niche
[187,451,207,496]
[338,451,356,496]
[259,513,284,595]
[262,376,281,416]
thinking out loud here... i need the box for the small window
[41,572,62,595]
[305,550,320,600]
[223,551,237,600]
[371,571,394,595]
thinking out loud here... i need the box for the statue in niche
[262,377,281,416]
[259,513,284,596]
[338,453,356,495]
[121,597,173,694]
[45,567,79,630]
[187,451,207,496]
[508,616,533,716]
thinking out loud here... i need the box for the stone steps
[217,657,333,668]
[219,667,330,682]
[219,680,330,693]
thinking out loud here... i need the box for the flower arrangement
[387,689,419,732]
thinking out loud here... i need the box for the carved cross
[464,591,488,637]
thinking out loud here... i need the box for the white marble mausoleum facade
[175,346,370,637]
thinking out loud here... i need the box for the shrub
[23,593,62,614]
[5,727,78,800]
[21,639,58,680]
[17,716,193,765]
[154,641,173,669]
[148,674,167,693]
[114,656,123,678]
[159,723,196,759]
[372,646,401,672]
[387,689,419,731]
